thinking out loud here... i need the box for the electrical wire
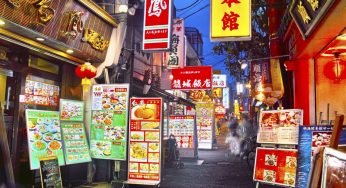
[183,4,210,20]
[178,0,205,17]
[176,0,201,11]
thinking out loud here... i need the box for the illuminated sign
[223,87,230,109]
[171,66,212,90]
[212,74,227,88]
[143,0,172,51]
[210,0,251,41]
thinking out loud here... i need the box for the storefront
[282,0,346,125]
[0,0,120,186]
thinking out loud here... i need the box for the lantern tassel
[82,78,91,92]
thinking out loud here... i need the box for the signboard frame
[127,97,163,185]
[253,147,298,187]
[142,0,173,51]
[39,156,63,188]
[59,99,91,165]
[210,0,252,41]
[90,84,130,160]
[25,109,65,170]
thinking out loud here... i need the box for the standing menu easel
[0,102,15,187]
[308,115,344,188]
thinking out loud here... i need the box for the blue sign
[296,125,346,188]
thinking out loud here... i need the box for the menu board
[25,110,65,170]
[169,116,194,148]
[90,84,129,160]
[321,147,346,188]
[59,100,91,165]
[254,147,298,187]
[24,80,59,107]
[128,98,162,184]
[39,157,63,188]
[196,103,214,149]
[296,126,346,188]
[60,100,84,121]
[257,109,303,144]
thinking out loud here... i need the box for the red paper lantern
[75,62,97,79]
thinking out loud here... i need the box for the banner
[212,74,227,88]
[210,0,251,41]
[296,126,346,188]
[90,84,130,160]
[257,109,303,144]
[254,147,298,187]
[171,66,212,90]
[60,99,91,165]
[223,87,230,109]
[196,103,214,149]
[143,0,172,51]
[25,110,65,170]
[164,18,185,68]
[128,98,162,184]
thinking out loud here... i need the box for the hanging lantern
[323,52,346,82]
[75,62,97,92]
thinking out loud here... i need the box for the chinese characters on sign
[210,0,251,41]
[290,0,336,39]
[171,66,212,90]
[165,19,185,69]
[128,98,162,184]
[212,74,227,88]
[143,0,172,50]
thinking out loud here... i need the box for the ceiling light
[66,49,74,54]
[0,20,5,25]
[241,63,248,69]
[36,37,45,41]
[118,4,128,13]
[337,34,346,41]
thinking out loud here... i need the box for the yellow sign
[234,100,239,115]
[210,0,251,41]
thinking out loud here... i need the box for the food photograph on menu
[254,147,297,187]
[296,126,346,188]
[24,80,60,106]
[128,98,162,183]
[25,110,65,170]
[90,84,129,160]
[60,99,84,122]
[169,116,194,149]
[257,109,303,144]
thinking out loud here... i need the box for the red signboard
[171,66,212,90]
[128,98,162,184]
[143,0,172,51]
[254,147,298,187]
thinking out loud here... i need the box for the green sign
[59,99,91,165]
[60,99,84,122]
[90,84,129,160]
[60,122,91,164]
[26,110,65,170]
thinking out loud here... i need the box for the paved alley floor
[160,134,276,188]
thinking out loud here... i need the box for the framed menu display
[196,103,214,149]
[39,157,63,188]
[169,115,195,158]
[257,109,303,144]
[169,116,194,148]
[254,147,298,187]
[25,110,65,170]
[24,80,59,107]
[90,84,130,160]
[59,99,91,165]
[128,98,162,185]
[296,126,346,188]
[321,147,346,188]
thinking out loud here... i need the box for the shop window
[28,56,59,75]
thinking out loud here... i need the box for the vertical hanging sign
[128,98,162,185]
[164,18,185,68]
[210,0,251,41]
[143,0,172,51]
